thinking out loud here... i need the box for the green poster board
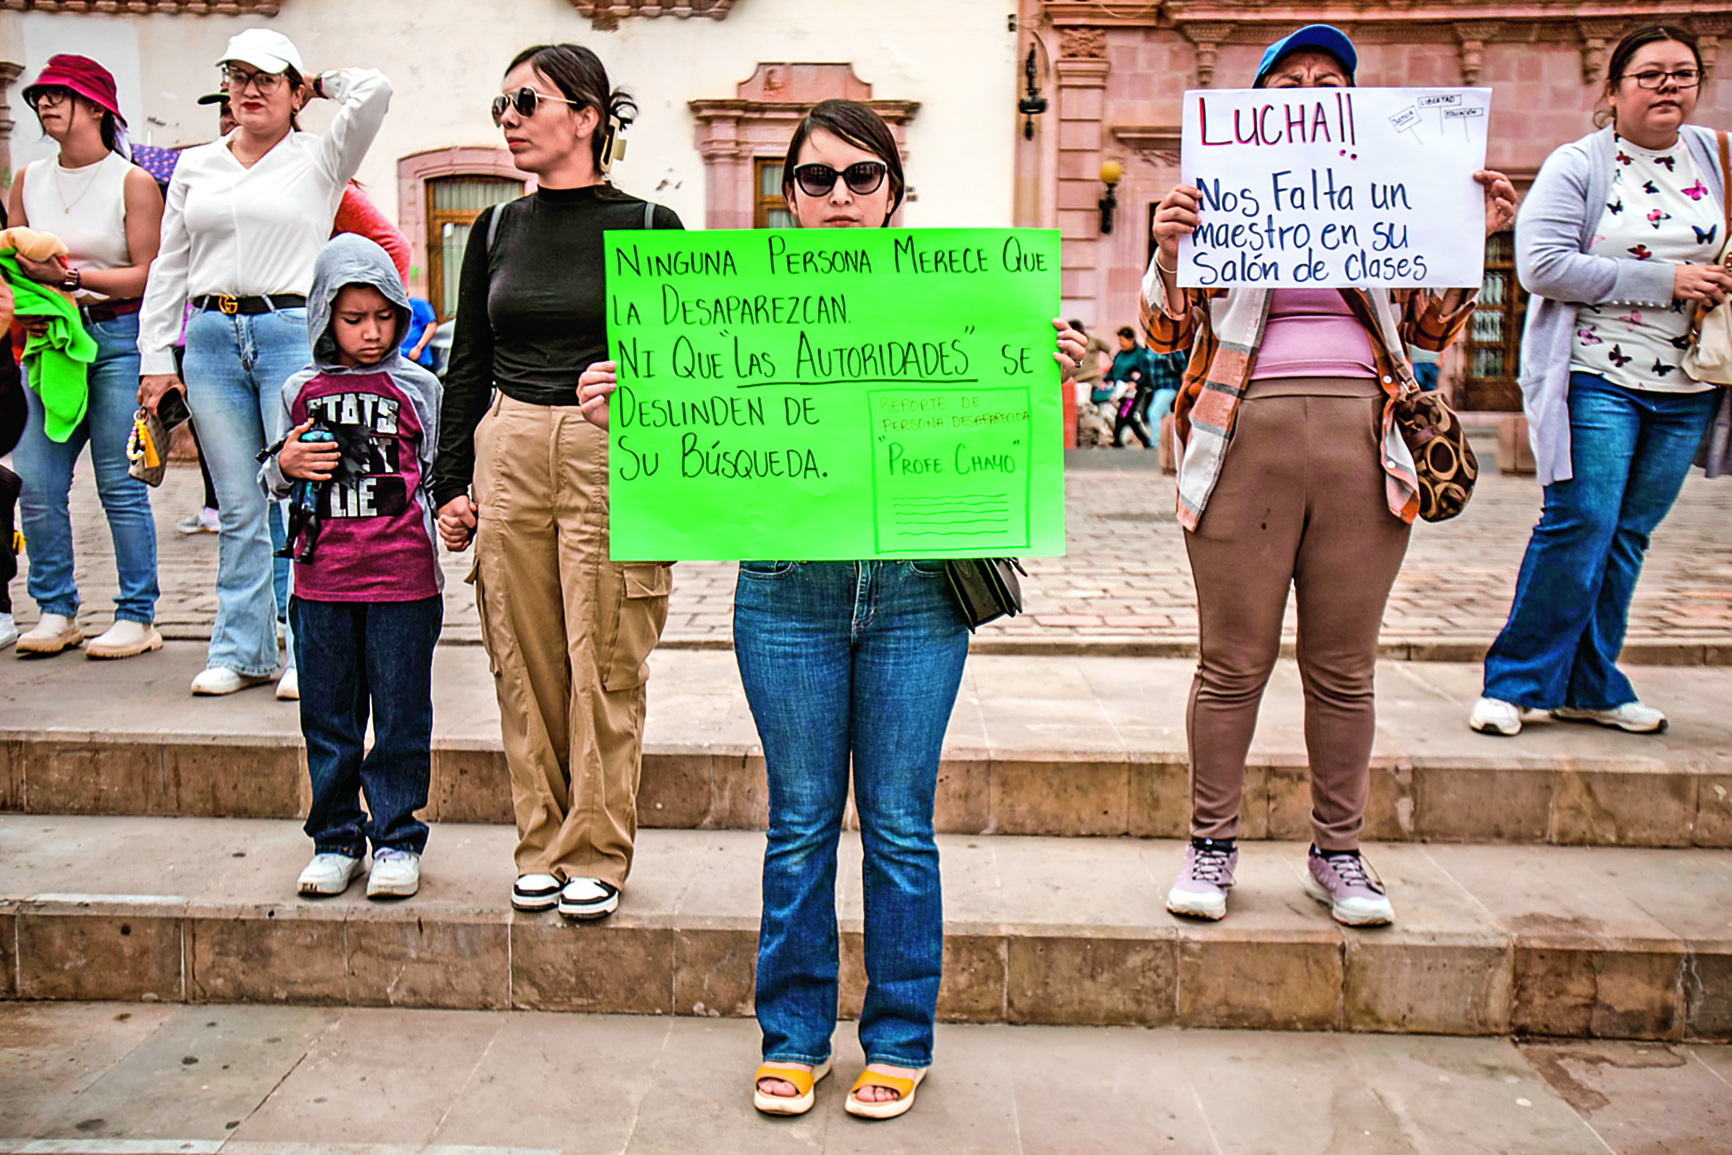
[603,227,1066,561]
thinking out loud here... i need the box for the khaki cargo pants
[471,393,671,886]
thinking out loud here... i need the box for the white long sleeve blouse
[137,66,392,375]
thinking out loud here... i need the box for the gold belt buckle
[217,294,239,315]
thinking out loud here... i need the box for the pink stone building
[1014,2,1731,410]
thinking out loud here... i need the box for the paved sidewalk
[22,451,1732,653]
[1,1002,1727,1152]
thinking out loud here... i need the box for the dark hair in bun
[506,43,635,173]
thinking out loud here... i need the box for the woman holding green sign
[580,100,1084,1122]
[1143,24,1516,928]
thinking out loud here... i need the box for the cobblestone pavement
[18,449,1732,651]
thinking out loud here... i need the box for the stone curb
[4,734,1729,848]
[141,628,1732,665]
[2,827,1725,1042]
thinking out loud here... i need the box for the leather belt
[80,298,142,324]
[193,294,308,315]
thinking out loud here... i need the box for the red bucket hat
[21,54,127,127]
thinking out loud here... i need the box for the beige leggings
[1182,376,1411,851]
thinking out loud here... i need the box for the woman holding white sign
[1474,25,1729,737]
[433,44,680,922]
[1144,24,1516,927]
[581,100,1084,1122]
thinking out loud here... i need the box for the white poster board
[1176,87,1491,289]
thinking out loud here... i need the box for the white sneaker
[1469,696,1525,736]
[177,508,221,535]
[1552,702,1668,734]
[191,666,277,695]
[83,620,163,660]
[276,668,300,701]
[557,876,620,920]
[297,852,364,896]
[512,873,561,912]
[0,613,16,651]
[367,848,421,899]
[15,612,83,657]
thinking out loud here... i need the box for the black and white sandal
[557,877,620,920]
[511,873,561,912]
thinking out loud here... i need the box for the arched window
[396,148,526,318]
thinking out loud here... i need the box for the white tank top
[19,151,134,302]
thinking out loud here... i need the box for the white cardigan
[137,67,392,375]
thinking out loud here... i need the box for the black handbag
[943,557,1027,631]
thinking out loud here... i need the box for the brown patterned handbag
[1394,390,1477,522]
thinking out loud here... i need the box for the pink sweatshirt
[1250,288,1378,381]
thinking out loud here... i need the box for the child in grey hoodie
[263,234,443,900]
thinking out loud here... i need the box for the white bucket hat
[217,28,305,76]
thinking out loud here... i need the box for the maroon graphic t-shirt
[288,371,440,602]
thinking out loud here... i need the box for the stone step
[5,644,1732,848]
[7,1002,1729,1152]
[1,816,1726,1041]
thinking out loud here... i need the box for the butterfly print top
[1573,134,1719,393]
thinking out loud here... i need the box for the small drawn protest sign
[603,228,1065,561]
[1176,87,1491,288]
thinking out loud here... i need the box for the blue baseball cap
[1253,24,1358,88]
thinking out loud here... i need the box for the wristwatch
[61,267,81,293]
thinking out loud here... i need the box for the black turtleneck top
[432,184,683,506]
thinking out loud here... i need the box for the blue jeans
[183,307,309,676]
[14,313,158,623]
[1148,387,1178,420]
[1484,373,1715,710]
[734,560,969,1069]
[291,595,441,856]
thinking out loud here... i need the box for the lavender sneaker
[1166,840,1238,921]
[1304,848,1394,927]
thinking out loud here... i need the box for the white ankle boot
[83,620,163,660]
[15,613,82,656]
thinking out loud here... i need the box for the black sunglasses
[491,86,583,126]
[27,86,74,110]
[792,161,888,198]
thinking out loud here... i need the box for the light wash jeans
[15,312,158,624]
[734,560,970,1069]
[182,307,309,677]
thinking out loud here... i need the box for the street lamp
[1019,46,1048,140]
[1098,160,1123,235]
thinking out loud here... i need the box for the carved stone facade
[1058,26,1105,60]
[0,1,282,11]
[689,64,918,230]
[1017,1,1728,407]
[570,0,734,30]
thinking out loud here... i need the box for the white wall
[6,0,1017,230]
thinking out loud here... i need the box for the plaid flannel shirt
[1139,277,1476,530]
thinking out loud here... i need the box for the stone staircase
[2,642,1728,1042]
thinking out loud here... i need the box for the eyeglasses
[28,87,72,110]
[1626,68,1703,90]
[221,66,285,95]
[791,161,888,198]
[491,86,583,126]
